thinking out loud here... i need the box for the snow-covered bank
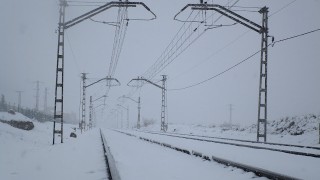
[0,111,34,122]
[0,113,106,180]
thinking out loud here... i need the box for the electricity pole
[35,81,40,111]
[117,104,129,129]
[52,0,156,144]
[160,75,167,132]
[174,3,270,142]
[80,73,87,133]
[44,88,48,113]
[16,91,23,112]
[229,104,233,126]
[81,75,120,133]
[89,96,93,130]
[53,0,67,144]
[138,97,141,129]
[128,75,168,131]
[118,95,141,129]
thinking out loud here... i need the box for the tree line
[0,94,53,122]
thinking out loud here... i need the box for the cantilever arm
[106,77,121,87]
[128,77,164,90]
[85,76,120,88]
[126,2,157,21]
[119,95,138,103]
[85,77,107,88]
[65,1,156,29]
[174,3,264,34]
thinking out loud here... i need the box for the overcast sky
[1,0,320,128]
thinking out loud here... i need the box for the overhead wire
[272,28,320,46]
[142,0,240,83]
[65,32,81,74]
[103,5,129,104]
[170,0,298,82]
[123,0,240,101]
[168,27,320,91]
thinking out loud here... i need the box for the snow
[0,111,33,122]
[101,129,266,180]
[124,129,320,180]
[0,117,107,180]
[1,111,319,179]
[141,114,320,147]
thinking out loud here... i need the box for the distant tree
[0,94,7,111]
[142,118,156,127]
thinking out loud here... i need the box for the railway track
[135,130,320,158]
[114,129,298,180]
[100,129,121,180]
[162,131,320,150]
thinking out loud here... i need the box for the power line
[168,28,320,91]
[269,0,296,17]
[66,0,106,3]
[65,32,81,74]
[168,47,262,91]
[272,28,320,46]
[123,0,240,101]
[170,0,297,82]
[142,0,240,83]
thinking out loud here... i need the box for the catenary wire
[168,28,320,91]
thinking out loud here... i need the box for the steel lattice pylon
[128,76,168,131]
[81,73,87,133]
[52,0,156,144]
[160,75,167,132]
[53,0,67,144]
[174,3,270,142]
[89,96,93,130]
[257,7,269,142]
[137,96,141,129]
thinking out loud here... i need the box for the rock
[8,109,15,115]
[70,132,77,138]
[0,119,34,130]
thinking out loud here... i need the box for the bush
[0,119,34,130]
[142,118,156,127]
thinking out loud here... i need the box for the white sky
[1,0,320,128]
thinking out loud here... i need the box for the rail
[137,130,320,158]
[100,129,121,180]
[114,129,298,180]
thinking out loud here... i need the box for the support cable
[121,0,240,104]
[170,0,298,81]
[168,28,320,91]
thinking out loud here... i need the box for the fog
[1,0,319,128]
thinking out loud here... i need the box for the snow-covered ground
[0,111,34,122]
[0,112,107,180]
[1,112,319,179]
[124,129,320,179]
[101,129,266,180]
[141,114,320,147]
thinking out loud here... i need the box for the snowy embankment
[0,111,35,130]
[0,111,106,180]
[141,114,320,146]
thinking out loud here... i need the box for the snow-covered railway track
[100,129,121,180]
[137,130,320,158]
[162,131,320,150]
[114,130,298,180]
